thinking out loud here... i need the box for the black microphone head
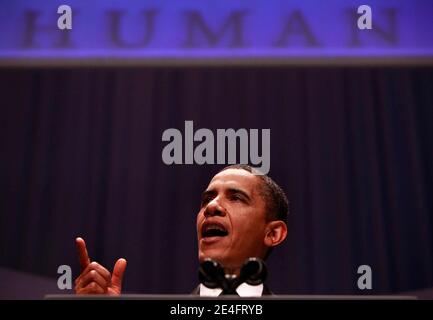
[198,258,225,289]
[240,257,268,285]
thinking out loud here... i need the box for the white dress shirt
[199,282,264,297]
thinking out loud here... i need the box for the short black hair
[218,164,289,224]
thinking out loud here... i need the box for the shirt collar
[199,283,264,297]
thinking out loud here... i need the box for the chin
[199,248,226,264]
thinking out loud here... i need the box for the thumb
[111,258,127,290]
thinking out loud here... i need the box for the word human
[162,121,270,174]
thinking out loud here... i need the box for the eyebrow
[201,187,252,202]
[226,188,252,202]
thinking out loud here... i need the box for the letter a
[57,5,72,30]
[357,5,372,30]
[357,265,372,290]
[57,265,72,290]
[162,128,183,164]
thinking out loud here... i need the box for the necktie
[220,290,239,296]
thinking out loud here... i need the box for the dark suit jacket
[191,284,273,296]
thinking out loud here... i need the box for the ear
[264,220,288,248]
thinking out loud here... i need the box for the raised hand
[74,237,127,295]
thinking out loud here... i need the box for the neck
[223,267,241,277]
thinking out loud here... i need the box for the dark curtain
[0,66,432,295]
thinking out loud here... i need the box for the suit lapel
[191,285,200,295]
[262,284,273,295]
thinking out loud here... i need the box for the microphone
[239,257,268,286]
[198,257,268,293]
[198,258,225,289]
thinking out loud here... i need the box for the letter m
[184,11,247,47]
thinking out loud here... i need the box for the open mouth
[201,222,229,238]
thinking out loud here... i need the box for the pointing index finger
[76,237,91,272]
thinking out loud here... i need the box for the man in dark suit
[74,164,289,297]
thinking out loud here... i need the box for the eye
[201,195,214,207]
[230,194,243,202]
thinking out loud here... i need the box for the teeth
[202,223,228,238]
[205,224,225,232]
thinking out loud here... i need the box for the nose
[204,197,226,218]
